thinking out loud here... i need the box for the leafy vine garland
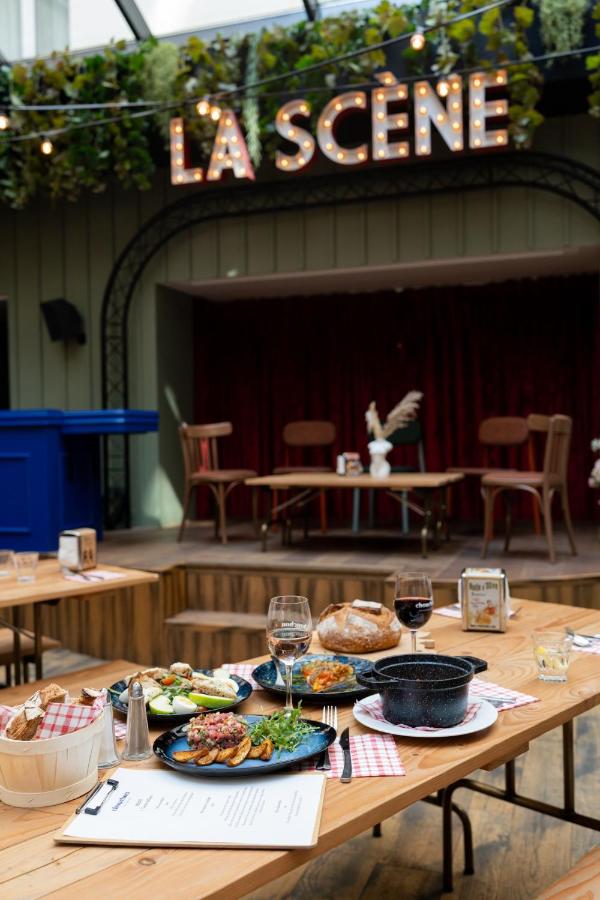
[0,0,596,209]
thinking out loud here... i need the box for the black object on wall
[41,298,86,345]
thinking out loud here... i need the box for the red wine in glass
[394,573,433,653]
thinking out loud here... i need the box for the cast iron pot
[356,653,487,728]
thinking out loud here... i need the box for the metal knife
[339,727,352,783]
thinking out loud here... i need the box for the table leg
[33,602,43,681]
[12,606,23,686]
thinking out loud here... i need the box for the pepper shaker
[98,696,121,768]
[122,680,152,761]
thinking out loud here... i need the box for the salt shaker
[122,680,152,761]
[98,697,121,769]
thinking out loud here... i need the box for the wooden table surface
[1,598,600,899]
[0,560,158,610]
[246,472,464,490]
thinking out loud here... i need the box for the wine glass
[394,572,433,654]
[267,595,312,712]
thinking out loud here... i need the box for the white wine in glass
[267,595,312,711]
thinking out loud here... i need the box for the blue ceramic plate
[252,654,372,703]
[153,714,336,777]
[108,670,252,726]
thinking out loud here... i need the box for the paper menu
[57,768,325,849]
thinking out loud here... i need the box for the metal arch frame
[101,149,600,527]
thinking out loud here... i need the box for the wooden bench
[0,628,61,684]
[164,609,267,668]
[537,846,600,898]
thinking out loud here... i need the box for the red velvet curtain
[194,273,600,523]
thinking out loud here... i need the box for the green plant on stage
[0,1,596,208]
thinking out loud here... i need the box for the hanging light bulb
[0,113,9,131]
[437,77,450,98]
[40,138,54,155]
[410,28,426,51]
[209,105,221,122]
[196,99,210,116]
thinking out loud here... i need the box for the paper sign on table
[57,768,325,849]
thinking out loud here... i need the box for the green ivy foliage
[0,0,595,208]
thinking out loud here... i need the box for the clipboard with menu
[56,768,326,850]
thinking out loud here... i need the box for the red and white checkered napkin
[304,733,405,778]
[36,692,105,739]
[470,677,538,711]
[113,720,127,740]
[357,693,480,732]
[0,691,105,740]
[572,640,600,656]
[221,663,263,690]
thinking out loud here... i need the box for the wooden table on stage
[246,471,464,555]
[0,560,158,684]
[2,598,600,898]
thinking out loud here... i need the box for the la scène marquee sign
[169,69,508,186]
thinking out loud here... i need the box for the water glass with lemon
[532,631,573,682]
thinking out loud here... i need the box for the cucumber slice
[148,695,174,715]
[187,692,235,709]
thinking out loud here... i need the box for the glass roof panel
[136,0,304,35]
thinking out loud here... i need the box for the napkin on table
[305,732,405,777]
[0,690,104,740]
[221,663,263,690]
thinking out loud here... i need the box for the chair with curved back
[481,414,577,563]
[448,416,530,478]
[178,421,257,544]
[273,420,336,533]
[526,414,551,534]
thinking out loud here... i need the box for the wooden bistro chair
[273,420,336,534]
[482,414,577,563]
[526,414,551,535]
[178,422,257,545]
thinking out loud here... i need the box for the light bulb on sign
[196,99,210,116]
[437,78,450,98]
[316,91,368,166]
[0,114,9,131]
[40,138,54,155]
[410,28,426,51]
[209,105,221,122]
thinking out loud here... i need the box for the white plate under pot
[352,694,498,739]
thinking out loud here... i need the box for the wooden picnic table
[1,597,600,897]
[0,560,158,684]
[246,472,464,555]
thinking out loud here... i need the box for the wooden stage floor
[99,520,600,585]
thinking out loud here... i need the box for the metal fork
[316,706,338,770]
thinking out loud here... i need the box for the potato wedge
[215,747,238,763]
[226,736,252,767]
[195,748,219,766]
[173,748,209,763]
[248,743,265,759]
[260,739,274,761]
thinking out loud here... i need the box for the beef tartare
[187,712,248,750]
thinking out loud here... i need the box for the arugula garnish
[249,704,316,753]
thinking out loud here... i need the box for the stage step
[164,609,267,669]
[536,845,600,898]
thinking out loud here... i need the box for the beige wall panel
[335,204,367,268]
[166,227,192,282]
[530,189,569,249]
[397,195,431,262]
[431,193,463,259]
[463,190,495,256]
[191,220,220,280]
[496,188,530,254]
[87,190,115,407]
[15,204,42,407]
[274,210,305,272]
[366,200,398,266]
[304,206,336,270]
[38,202,67,408]
[64,198,93,409]
[247,214,275,276]
[218,218,247,277]
[0,211,18,407]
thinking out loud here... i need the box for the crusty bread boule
[317,600,401,653]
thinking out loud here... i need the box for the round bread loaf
[317,601,401,653]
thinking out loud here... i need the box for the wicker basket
[0,711,104,808]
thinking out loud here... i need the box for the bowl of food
[108,662,252,725]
